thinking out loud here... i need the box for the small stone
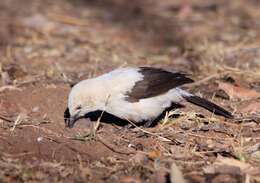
[37,137,43,142]
[32,106,40,113]
[180,122,191,130]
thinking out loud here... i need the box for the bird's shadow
[84,110,129,126]
[68,102,184,128]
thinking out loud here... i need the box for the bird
[64,67,233,128]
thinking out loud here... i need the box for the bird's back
[96,67,144,95]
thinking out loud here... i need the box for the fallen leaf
[147,150,161,159]
[218,82,260,100]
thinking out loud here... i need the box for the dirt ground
[0,0,260,182]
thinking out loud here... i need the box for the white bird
[64,67,232,128]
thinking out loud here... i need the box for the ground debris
[0,0,259,182]
[218,81,260,100]
[120,176,142,183]
[239,99,260,114]
[203,155,260,179]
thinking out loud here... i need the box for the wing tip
[184,95,233,119]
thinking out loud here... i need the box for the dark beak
[64,108,80,128]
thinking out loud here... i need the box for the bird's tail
[179,90,233,118]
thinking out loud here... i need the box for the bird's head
[64,81,98,128]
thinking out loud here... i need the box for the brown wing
[126,67,194,102]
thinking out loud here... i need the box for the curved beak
[64,108,80,128]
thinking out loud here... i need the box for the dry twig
[126,119,173,142]
[0,114,13,123]
[96,135,134,155]
[47,13,88,26]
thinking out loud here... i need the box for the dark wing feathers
[184,95,233,118]
[126,67,193,102]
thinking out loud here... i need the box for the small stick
[0,114,13,123]
[47,13,88,26]
[2,152,35,157]
[44,136,92,158]
[187,71,230,87]
[97,135,134,155]
[10,114,22,131]
[0,85,21,93]
[93,110,104,136]
[93,95,111,135]
[126,119,172,142]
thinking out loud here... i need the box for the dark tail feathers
[184,95,233,118]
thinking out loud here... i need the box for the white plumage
[65,67,232,128]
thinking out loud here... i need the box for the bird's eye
[76,105,82,110]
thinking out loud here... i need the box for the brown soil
[0,0,260,182]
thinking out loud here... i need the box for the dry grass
[0,0,259,182]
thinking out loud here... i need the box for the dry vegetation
[0,0,260,182]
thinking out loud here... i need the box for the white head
[65,79,104,128]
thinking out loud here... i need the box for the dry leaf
[218,82,260,100]
[147,150,161,159]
